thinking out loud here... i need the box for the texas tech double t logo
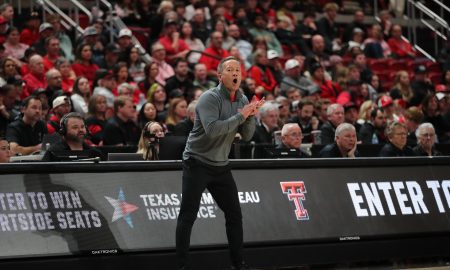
[280,181,309,220]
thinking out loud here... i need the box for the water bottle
[371,133,379,144]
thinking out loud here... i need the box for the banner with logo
[0,162,449,259]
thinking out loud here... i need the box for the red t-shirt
[199,47,230,73]
[20,28,39,46]
[22,72,47,98]
[247,65,277,92]
[72,62,99,84]
[158,36,190,60]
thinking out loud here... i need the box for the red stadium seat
[128,26,151,51]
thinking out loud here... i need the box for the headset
[143,121,162,141]
[59,112,85,136]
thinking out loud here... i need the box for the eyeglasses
[420,133,435,138]
[287,133,303,138]
[394,132,408,136]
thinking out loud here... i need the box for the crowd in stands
[0,0,449,163]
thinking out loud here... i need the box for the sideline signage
[0,160,449,259]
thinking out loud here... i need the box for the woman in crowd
[421,93,450,143]
[138,101,158,129]
[3,27,29,62]
[165,97,188,134]
[389,70,414,107]
[180,21,205,65]
[0,138,11,163]
[85,94,107,145]
[72,43,99,84]
[139,62,162,96]
[128,45,146,83]
[55,57,75,92]
[413,123,441,156]
[310,62,342,103]
[137,121,165,160]
[0,57,19,85]
[247,49,277,93]
[147,83,168,122]
[114,61,131,86]
[71,77,91,117]
[379,121,415,157]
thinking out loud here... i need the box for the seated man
[42,112,104,161]
[6,96,48,155]
[319,123,358,158]
[379,121,415,157]
[274,123,310,158]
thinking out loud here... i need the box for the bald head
[29,55,45,75]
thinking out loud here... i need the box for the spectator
[150,1,174,42]
[47,96,71,134]
[378,10,393,39]
[421,93,450,143]
[280,58,312,96]
[315,98,331,126]
[285,87,301,104]
[85,94,107,145]
[388,24,416,59]
[46,14,73,61]
[359,108,387,144]
[165,97,188,133]
[3,27,29,61]
[316,2,340,53]
[353,52,373,84]
[343,10,366,42]
[139,62,163,95]
[20,12,40,46]
[358,100,377,124]
[0,57,19,85]
[288,99,319,143]
[310,62,342,103]
[113,61,131,86]
[410,65,434,106]
[32,22,54,56]
[137,121,165,160]
[147,83,168,122]
[45,68,63,102]
[180,21,205,65]
[72,43,99,84]
[275,15,306,55]
[54,57,75,93]
[22,54,47,98]
[276,123,310,158]
[343,102,361,133]
[390,70,414,107]
[0,16,8,44]
[138,101,157,129]
[192,63,216,91]
[165,58,194,99]
[320,103,345,145]
[93,69,117,109]
[97,43,120,70]
[206,19,235,51]
[6,96,47,155]
[117,28,133,62]
[319,123,358,158]
[42,112,104,161]
[174,100,197,137]
[248,49,277,93]
[128,45,146,83]
[294,11,317,55]
[0,84,19,137]
[71,77,91,117]
[103,96,140,146]
[227,24,252,66]
[413,123,441,156]
[251,102,280,158]
[199,31,230,78]
[0,3,13,24]
[276,96,291,126]
[159,19,190,63]
[248,13,283,57]
[0,138,10,163]
[403,106,423,146]
[378,95,397,123]
[190,8,210,44]
[150,42,174,86]
[363,24,391,58]
[379,121,415,157]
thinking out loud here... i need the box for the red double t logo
[280,181,309,220]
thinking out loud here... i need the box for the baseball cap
[164,18,177,26]
[52,96,70,109]
[118,28,132,38]
[284,59,300,70]
[39,22,54,33]
[378,95,393,108]
[83,26,98,37]
[343,102,357,112]
[414,65,427,74]
[105,43,120,53]
[267,50,279,60]
[435,84,448,93]
[309,62,323,75]
[96,69,114,80]
[307,84,321,95]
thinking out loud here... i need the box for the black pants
[176,158,243,269]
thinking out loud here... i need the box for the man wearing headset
[42,112,104,161]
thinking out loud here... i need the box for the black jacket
[42,140,104,161]
[379,142,415,157]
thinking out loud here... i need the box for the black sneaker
[230,262,258,270]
